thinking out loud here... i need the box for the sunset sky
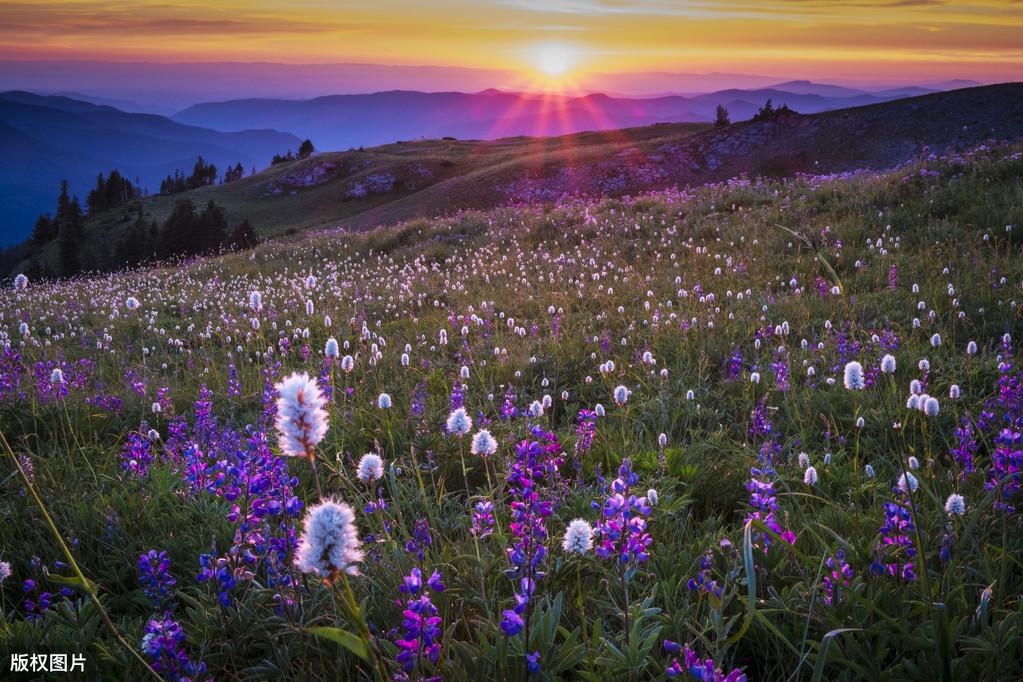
[2,0,1021,88]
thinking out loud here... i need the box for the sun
[535,44,575,78]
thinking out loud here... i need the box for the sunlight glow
[534,44,575,77]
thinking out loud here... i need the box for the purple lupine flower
[141,613,206,680]
[986,428,1022,513]
[687,548,722,597]
[22,578,52,621]
[471,499,495,539]
[500,426,561,665]
[951,417,978,475]
[121,426,155,478]
[594,458,653,565]
[664,641,747,681]
[394,521,445,679]
[870,500,916,581]
[820,549,853,605]
[137,550,177,608]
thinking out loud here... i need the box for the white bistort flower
[562,519,594,554]
[295,499,364,578]
[446,407,473,436]
[843,361,865,390]
[613,385,631,405]
[470,429,498,457]
[881,354,896,374]
[923,397,940,416]
[356,453,384,482]
[377,393,392,409]
[944,493,966,517]
[325,337,339,358]
[274,372,329,458]
[897,472,919,494]
[803,466,819,485]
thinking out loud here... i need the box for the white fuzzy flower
[843,361,865,390]
[647,489,659,506]
[944,493,966,516]
[13,274,28,291]
[249,290,262,311]
[897,472,919,493]
[528,400,544,418]
[949,384,960,399]
[613,385,631,405]
[881,354,896,374]
[0,559,11,583]
[274,372,329,458]
[295,499,364,578]
[966,340,977,355]
[50,368,64,384]
[341,355,355,373]
[325,337,339,358]
[804,466,819,485]
[377,392,392,409]
[446,407,472,436]
[356,453,384,482]
[562,519,594,554]
[470,429,498,457]
[923,397,940,417]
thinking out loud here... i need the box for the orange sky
[2,0,1021,84]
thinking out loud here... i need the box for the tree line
[10,178,259,280]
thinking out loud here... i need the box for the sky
[2,0,1021,91]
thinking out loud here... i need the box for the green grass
[1,142,1022,680]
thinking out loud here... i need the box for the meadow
[1,141,1022,681]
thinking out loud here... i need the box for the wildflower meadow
[1,143,1022,680]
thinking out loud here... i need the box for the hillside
[0,91,300,244]
[54,83,1023,255]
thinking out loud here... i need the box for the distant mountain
[0,91,300,245]
[172,84,924,151]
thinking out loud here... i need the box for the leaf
[307,626,369,661]
[811,628,861,682]
[727,520,757,645]
[48,573,97,594]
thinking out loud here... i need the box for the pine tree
[714,104,730,127]
[31,214,57,245]
[228,220,259,250]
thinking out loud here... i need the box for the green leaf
[811,628,861,682]
[307,626,370,661]
[48,573,97,594]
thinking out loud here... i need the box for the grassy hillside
[1,139,1022,679]
[65,83,1023,257]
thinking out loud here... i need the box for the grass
[1,141,1022,680]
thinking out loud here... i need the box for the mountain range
[0,91,300,245]
[171,83,954,151]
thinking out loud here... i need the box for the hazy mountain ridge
[0,91,301,244]
[171,84,941,151]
